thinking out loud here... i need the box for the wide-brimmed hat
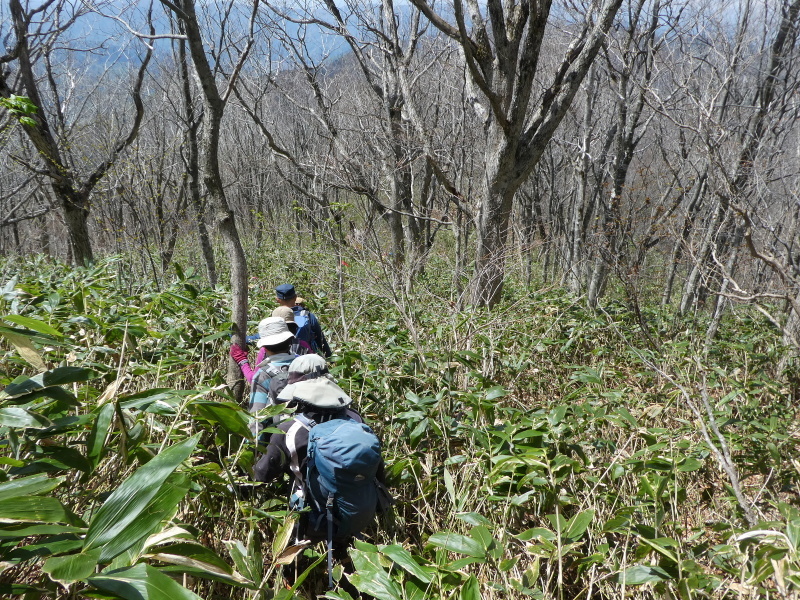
[276,354,329,402]
[287,354,326,375]
[272,306,295,324]
[279,377,352,409]
[256,317,295,348]
[277,355,350,408]
[275,284,297,300]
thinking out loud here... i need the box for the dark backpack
[285,414,387,587]
[268,370,291,406]
[250,361,292,439]
[290,338,312,356]
[293,308,314,349]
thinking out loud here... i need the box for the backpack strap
[285,415,315,501]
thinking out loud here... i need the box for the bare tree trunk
[567,71,598,294]
[705,230,744,350]
[662,171,707,307]
[176,33,217,287]
[411,0,623,307]
[167,0,254,399]
[1,0,151,266]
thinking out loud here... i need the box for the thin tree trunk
[170,0,252,399]
[177,33,217,287]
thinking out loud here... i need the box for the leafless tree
[156,0,258,397]
[0,0,152,265]
[407,0,624,307]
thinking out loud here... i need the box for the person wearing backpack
[231,317,299,438]
[272,306,313,356]
[275,284,332,357]
[254,355,390,591]
[243,306,312,357]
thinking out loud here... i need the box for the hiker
[272,306,312,356]
[242,306,313,356]
[230,317,294,384]
[254,355,389,592]
[275,284,332,357]
[231,317,298,435]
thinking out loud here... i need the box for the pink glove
[229,344,249,365]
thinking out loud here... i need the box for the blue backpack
[292,308,314,349]
[285,414,384,587]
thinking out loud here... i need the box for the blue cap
[275,284,297,300]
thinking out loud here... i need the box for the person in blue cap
[275,284,332,358]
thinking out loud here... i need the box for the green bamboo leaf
[11,533,84,560]
[426,532,485,558]
[192,401,251,438]
[0,326,63,350]
[272,516,295,558]
[0,524,86,538]
[0,384,78,407]
[37,414,93,437]
[223,539,249,577]
[637,536,679,564]
[0,496,74,524]
[2,367,93,400]
[39,367,95,387]
[403,580,427,600]
[100,472,191,562]
[83,435,199,559]
[0,407,51,428]
[546,513,568,535]
[42,548,102,585]
[455,512,492,527]
[378,544,433,583]
[515,528,556,542]
[613,406,638,427]
[445,556,485,571]
[34,445,93,473]
[564,509,595,541]
[350,550,402,600]
[146,542,233,575]
[86,404,115,469]
[469,526,496,551]
[156,563,251,587]
[459,575,482,600]
[0,474,65,501]
[148,541,251,586]
[484,386,507,400]
[87,563,203,599]
[199,330,230,343]
[618,565,673,585]
[677,457,703,472]
[0,583,49,595]
[119,389,190,411]
[2,315,62,337]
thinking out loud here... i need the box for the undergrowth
[0,254,798,599]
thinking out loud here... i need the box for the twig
[598,306,758,526]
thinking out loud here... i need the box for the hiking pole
[326,495,334,590]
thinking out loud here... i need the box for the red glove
[229,344,249,365]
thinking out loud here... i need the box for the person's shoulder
[277,418,295,433]
[345,408,364,423]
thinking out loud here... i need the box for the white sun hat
[256,316,295,348]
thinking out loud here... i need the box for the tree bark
[411,0,624,307]
[167,0,253,399]
[1,0,151,265]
